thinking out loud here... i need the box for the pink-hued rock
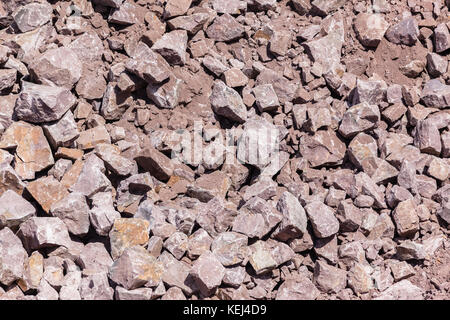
[15,82,77,124]
[0,227,28,286]
[189,251,225,297]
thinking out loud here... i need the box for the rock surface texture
[0,0,449,301]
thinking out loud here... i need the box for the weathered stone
[109,218,150,260]
[347,133,378,168]
[248,240,277,275]
[50,193,90,237]
[164,0,192,18]
[15,82,77,123]
[187,229,212,259]
[206,13,244,42]
[390,261,415,281]
[146,76,183,109]
[70,154,111,197]
[0,121,54,180]
[211,0,247,14]
[189,251,225,296]
[26,176,68,214]
[311,0,345,16]
[351,78,387,105]
[420,79,450,109]
[0,163,26,197]
[76,126,111,150]
[223,68,248,88]
[210,80,247,123]
[0,190,35,229]
[338,102,380,138]
[313,260,347,293]
[374,280,423,300]
[187,171,230,203]
[108,2,141,25]
[0,69,17,92]
[269,31,291,57]
[211,231,247,267]
[253,84,280,113]
[164,232,188,260]
[276,275,320,300]
[18,217,71,251]
[434,23,450,53]
[126,42,171,84]
[109,245,164,290]
[347,263,373,294]
[134,147,174,181]
[79,272,114,300]
[393,199,419,237]
[305,201,340,238]
[0,227,27,286]
[272,191,307,241]
[396,240,425,260]
[43,111,79,149]
[77,242,113,273]
[385,17,419,46]
[152,30,188,65]
[100,84,133,121]
[115,287,153,300]
[299,130,346,167]
[18,251,44,291]
[353,13,389,48]
[337,199,363,232]
[29,47,82,89]
[95,143,137,177]
[13,2,52,33]
[414,120,442,155]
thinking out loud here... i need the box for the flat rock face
[13,2,53,33]
[0,0,449,302]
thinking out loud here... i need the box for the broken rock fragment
[0,227,28,286]
[152,30,188,66]
[305,201,340,238]
[210,81,247,123]
[0,190,35,229]
[18,217,71,251]
[29,47,82,89]
[109,245,164,290]
[13,2,53,33]
[385,16,419,46]
[206,13,244,42]
[353,13,389,48]
[49,193,90,237]
[189,251,225,297]
[15,82,77,124]
[109,218,150,260]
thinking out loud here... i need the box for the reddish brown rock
[15,82,77,124]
